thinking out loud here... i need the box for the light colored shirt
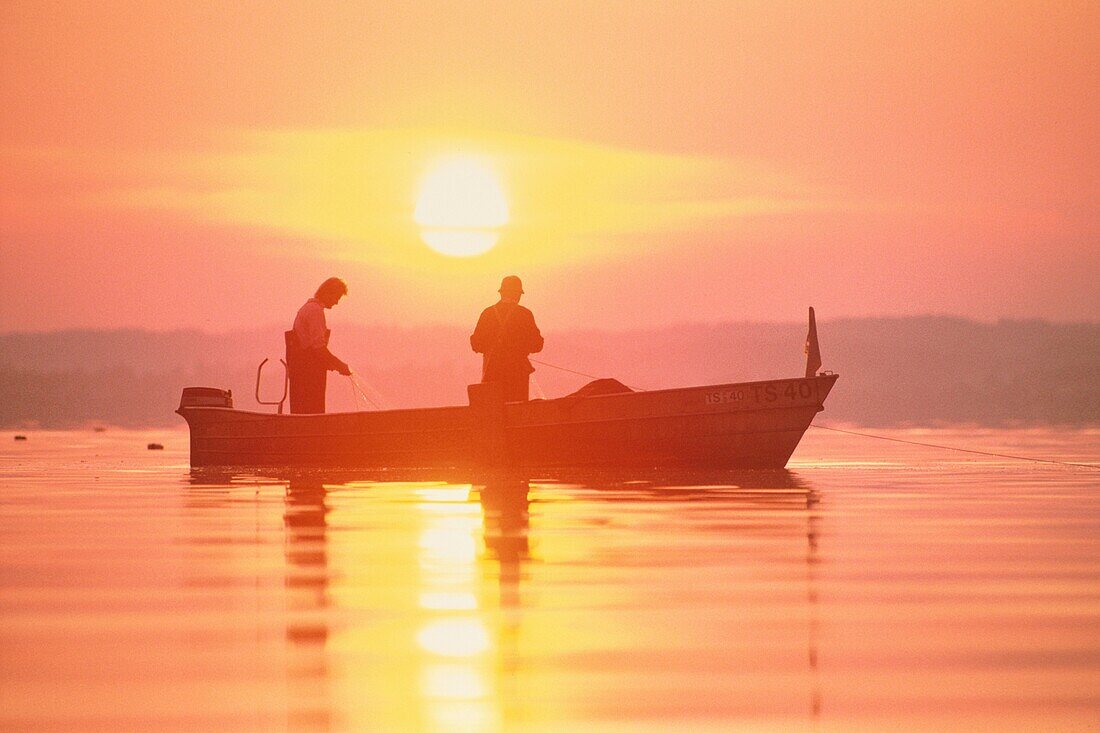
[293,298,328,350]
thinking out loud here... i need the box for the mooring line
[810,423,1100,470]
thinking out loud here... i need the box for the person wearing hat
[470,276,544,402]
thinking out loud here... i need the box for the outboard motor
[178,387,234,410]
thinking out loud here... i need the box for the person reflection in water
[470,276,544,402]
[287,278,352,414]
[479,475,530,685]
[480,476,531,578]
[284,479,331,643]
[283,478,333,731]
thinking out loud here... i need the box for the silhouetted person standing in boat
[287,278,351,414]
[471,276,544,402]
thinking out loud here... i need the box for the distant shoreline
[3,317,1098,429]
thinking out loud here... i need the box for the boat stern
[177,387,234,414]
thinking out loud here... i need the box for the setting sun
[414,156,509,257]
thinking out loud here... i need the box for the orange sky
[1,1,1097,332]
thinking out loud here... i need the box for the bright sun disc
[414,157,508,257]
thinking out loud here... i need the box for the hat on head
[498,275,524,294]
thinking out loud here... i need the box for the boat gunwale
[186,401,823,441]
[178,373,840,424]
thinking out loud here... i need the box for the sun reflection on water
[419,591,479,611]
[414,484,499,731]
[421,663,488,700]
[418,526,478,566]
[416,618,491,658]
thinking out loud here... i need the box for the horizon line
[2,313,1100,338]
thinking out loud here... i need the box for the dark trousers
[289,365,327,414]
[486,372,529,403]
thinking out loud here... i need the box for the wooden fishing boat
[177,309,838,469]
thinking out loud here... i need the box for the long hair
[315,277,348,302]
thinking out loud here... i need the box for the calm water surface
[2,428,1098,731]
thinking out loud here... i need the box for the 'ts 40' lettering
[707,381,815,406]
[704,390,745,405]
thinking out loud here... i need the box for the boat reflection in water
[186,468,822,731]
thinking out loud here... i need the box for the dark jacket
[470,301,544,379]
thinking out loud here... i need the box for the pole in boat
[467,382,506,464]
[805,306,822,378]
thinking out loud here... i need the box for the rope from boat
[809,423,1100,470]
[347,373,383,410]
[529,358,644,392]
[355,373,388,409]
[529,358,602,380]
[347,374,371,410]
[530,373,548,400]
[348,376,367,411]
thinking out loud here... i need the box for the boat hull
[178,374,838,470]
